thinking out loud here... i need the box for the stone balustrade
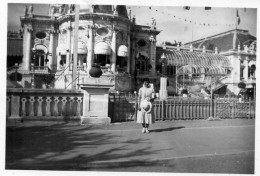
[7,88,83,121]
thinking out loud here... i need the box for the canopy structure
[163,50,232,69]
[176,64,227,76]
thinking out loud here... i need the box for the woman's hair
[143,78,150,83]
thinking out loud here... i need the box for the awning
[248,60,256,67]
[136,51,149,58]
[117,45,128,57]
[34,44,48,53]
[56,45,67,55]
[7,38,23,56]
[94,42,111,55]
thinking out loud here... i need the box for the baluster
[70,97,75,116]
[6,96,11,118]
[173,99,176,120]
[169,100,172,120]
[53,97,59,116]
[180,100,183,120]
[154,101,157,121]
[200,101,203,119]
[176,100,179,120]
[190,100,194,119]
[165,100,168,120]
[61,97,67,116]
[29,96,35,116]
[77,97,83,116]
[21,97,27,116]
[37,96,43,116]
[45,97,52,116]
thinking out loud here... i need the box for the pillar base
[7,116,22,123]
[81,116,111,125]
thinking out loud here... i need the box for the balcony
[31,65,50,74]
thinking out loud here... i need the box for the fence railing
[6,88,255,122]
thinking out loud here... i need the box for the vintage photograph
[4,0,257,175]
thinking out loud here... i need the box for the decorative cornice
[58,13,132,26]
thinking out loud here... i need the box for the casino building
[7,4,256,97]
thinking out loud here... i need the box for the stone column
[86,26,94,74]
[149,35,156,75]
[22,27,33,71]
[65,25,72,73]
[52,30,58,72]
[48,30,54,70]
[127,34,131,73]
[111,29,117,73]
[243,57,249,81]
[159,77,168,100]
[131,33,136,75]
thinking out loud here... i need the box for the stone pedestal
[9,94,22,122]
[159,77,168,100]
[80,83,113,124]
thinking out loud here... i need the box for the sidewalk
[6,119,255,173]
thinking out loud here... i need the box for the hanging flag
[183,6,190,10]
[205,7,211,10]
[237,9,241,25]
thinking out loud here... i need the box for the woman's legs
[145,124,150,133]
[142,123,146,133]
[141,123,150,133]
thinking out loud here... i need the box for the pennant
[183,6,190,10]
[205,7,211,10]
[237,9,241,25]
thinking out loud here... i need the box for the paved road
[6,119,255,174]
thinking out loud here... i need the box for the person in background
[137,78,155,133]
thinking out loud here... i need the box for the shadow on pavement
[5,123,170,171]
[150,126,185,133]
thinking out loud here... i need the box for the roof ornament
[28,5,33,16]
[113,5,118,15]
[177,43,180,51]
[203,46,206,53]
[132,15,136,24]
[151,18,156,30]
[190,44,193,52]
[215,47,218,54]
[243,44,249,53]
[128,7,131,20]
[24,5,28,16]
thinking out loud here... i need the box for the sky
[6,1,257,45]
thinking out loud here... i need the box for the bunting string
[136,6,244,27]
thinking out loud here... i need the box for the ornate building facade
[7,4,256,98]
[17,4,160,91]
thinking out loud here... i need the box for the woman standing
[137,78,155,133]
